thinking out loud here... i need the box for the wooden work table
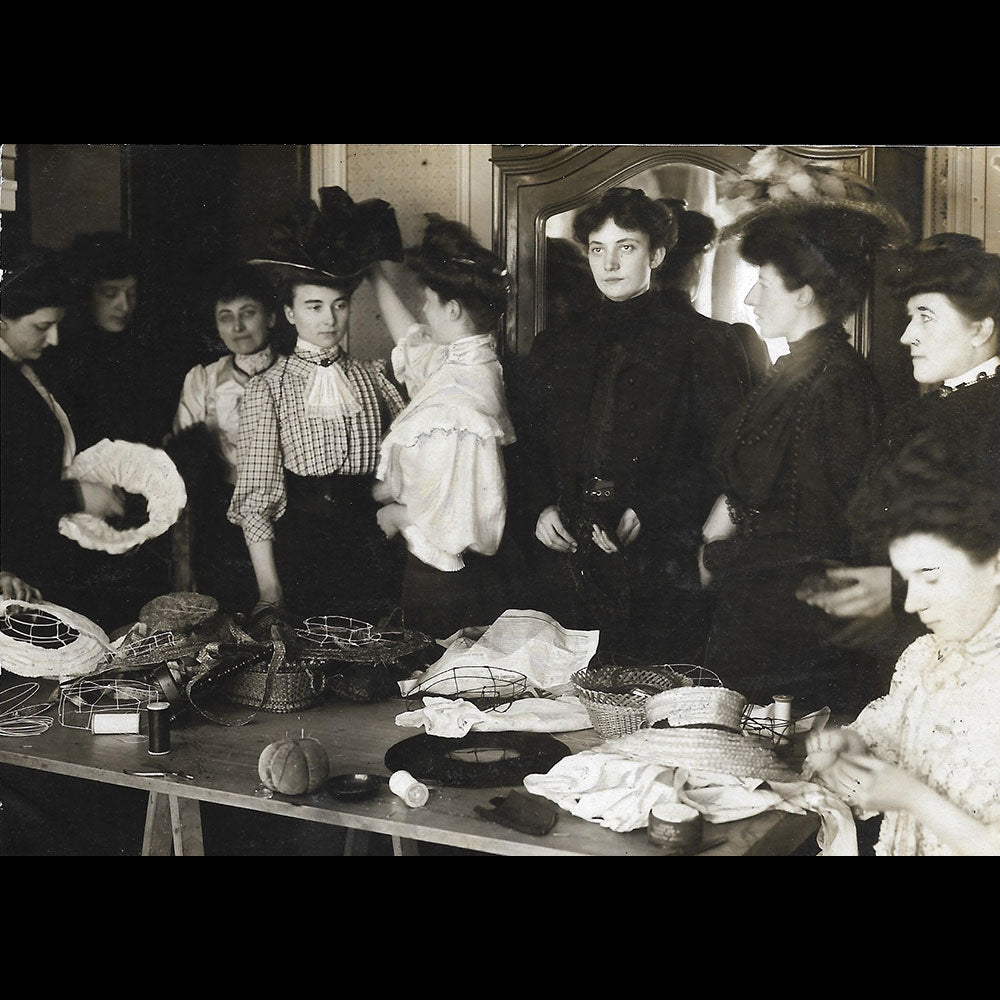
[0,679,820,856]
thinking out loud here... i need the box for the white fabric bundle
[58,439,187,554]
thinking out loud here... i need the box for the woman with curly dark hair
[368,219,516,637]
[517,186,744,661]
[806,434,1000,856]
[700,149,908,713]
[801,234,1000,678]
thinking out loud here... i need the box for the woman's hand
[837,752,926,814]
[372,479,395,504]
[376,502,410,540]
[76,481,125,520]
[702,493,736,544]
[801,566,893,619]
[805,726,868,772]
[591,509,641,554]
[535,506,578,553]
[0,571,42,603]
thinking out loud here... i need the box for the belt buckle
[585,477,615,501]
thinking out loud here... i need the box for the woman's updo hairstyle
[740,205,889,322]
[0,246,73,319]
[654,201,717,292]
[410,218,510,333]
[849,432,1000,564]
[573,187,679,256]
[886,233,1000,327]
[67,231,144,288]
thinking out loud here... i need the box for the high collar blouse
[848,604,1000,856]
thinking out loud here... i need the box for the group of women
[2,167,998,856]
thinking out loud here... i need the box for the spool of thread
[147,702,171,756]
[648,802,703,855]
[389,769,429,808]
[771,694,794,747]
[92,712,141,735]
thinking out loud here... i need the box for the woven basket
[571,664,688,739]
[222,656,327,713]
[646,686,746,732]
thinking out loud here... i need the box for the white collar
[942,355,999,389]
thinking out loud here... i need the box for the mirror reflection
[544,162,787,361]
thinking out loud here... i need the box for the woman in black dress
[1,252,126,619]
[700,151,907,713]
[801,234,1000,684]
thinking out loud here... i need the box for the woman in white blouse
[169,264,277,609]
[368,220,516,637]
[806,434,1000,856]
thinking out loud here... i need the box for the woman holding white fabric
[227,188,407,618]
[0,252,125,621]
[369,220,516,637]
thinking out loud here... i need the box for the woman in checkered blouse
[227,267,406,619]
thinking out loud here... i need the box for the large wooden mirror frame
[492,145,876,357]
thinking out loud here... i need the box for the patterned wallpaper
[342,144,473,359]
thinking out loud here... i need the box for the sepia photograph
[1,144,997,856]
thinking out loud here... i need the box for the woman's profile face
[285,283,351,350]
[890,531,1000,643]
[215,296,274,356]
[901,292,985,385]
[744,263,801,340]
[0,307,64,361]
[92,275,139,333]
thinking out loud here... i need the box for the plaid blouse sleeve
[227,375,286,544]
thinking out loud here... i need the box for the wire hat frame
[404,665,531,714]
[58,677,161,731]
[0,681,56,737]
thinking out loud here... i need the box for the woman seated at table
[806,433,1000,856]
[367,219,516,638]
[168,264,278,611]
[800,234,1000,683]
[700,151,906,714]
[1,251,125,619]
[228,188,406,619]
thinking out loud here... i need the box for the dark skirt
[400,533,525,640]
[274,472,403,622]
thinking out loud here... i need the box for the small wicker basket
[571,664,688,739]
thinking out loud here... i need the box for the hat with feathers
[250,186,404,285]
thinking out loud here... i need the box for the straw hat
[645,686,746,732]
[0,599,110,681]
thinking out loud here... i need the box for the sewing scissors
[123,769,196,780]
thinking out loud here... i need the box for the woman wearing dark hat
[227,188,407,619]
[699,148,908,714]
[800,234,1000,682]
[1,252,126,615]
